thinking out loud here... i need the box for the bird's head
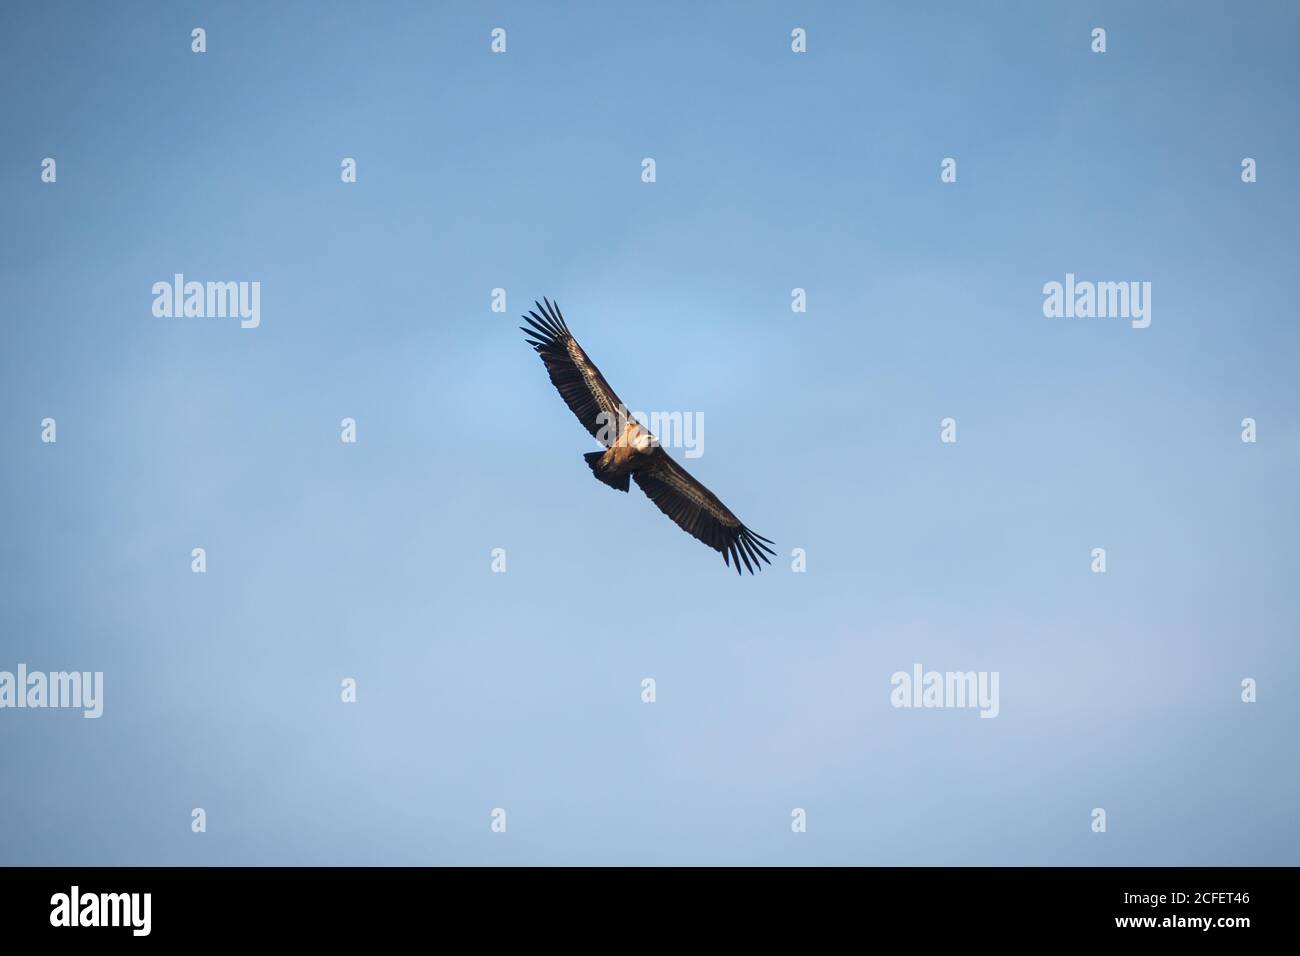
[629,423,656,452]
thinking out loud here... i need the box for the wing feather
[520,299,625,447]
[632,450,775,575]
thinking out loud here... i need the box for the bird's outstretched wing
[633,449,775,574]
[520,299,626,448]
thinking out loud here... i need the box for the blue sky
[1,1,1297,865]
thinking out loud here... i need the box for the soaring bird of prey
[521,299,775,574]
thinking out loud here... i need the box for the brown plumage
[521,298,775,574]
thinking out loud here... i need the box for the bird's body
[521,298,775,574]
[584,417,653,490]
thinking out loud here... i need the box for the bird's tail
[583,451,629,492]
